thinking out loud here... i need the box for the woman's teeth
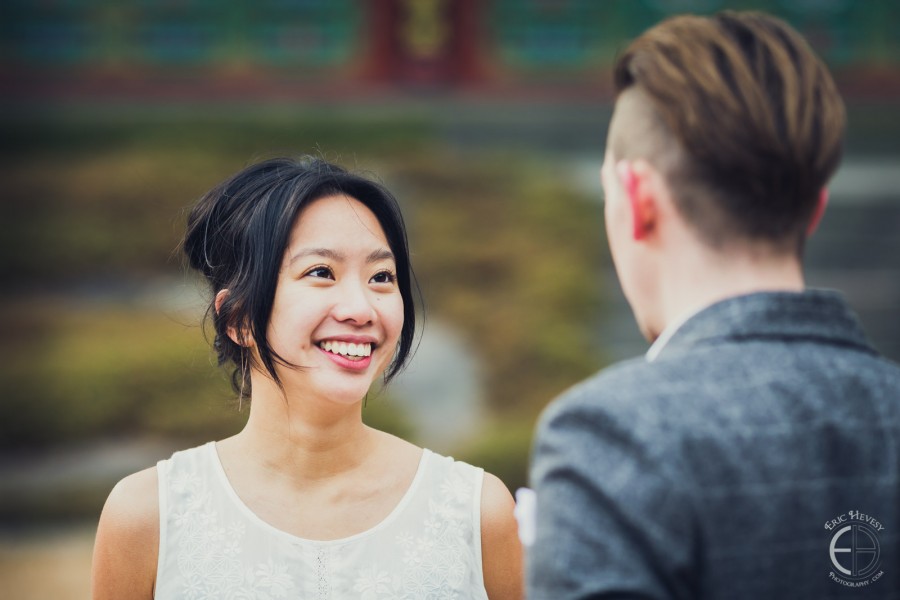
[319,340,372,358]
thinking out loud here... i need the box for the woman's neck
[225,375,379,484]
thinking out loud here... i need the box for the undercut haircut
[613,11,846,252]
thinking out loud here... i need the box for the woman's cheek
[385,295,405,340]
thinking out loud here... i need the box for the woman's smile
[316,336,379,371]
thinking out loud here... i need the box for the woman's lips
[317,345,373,371]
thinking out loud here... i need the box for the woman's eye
[305,266,334,280]
[371,270,397,285]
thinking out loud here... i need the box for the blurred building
[2,0,899,102]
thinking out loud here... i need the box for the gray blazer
[528,290,900,599]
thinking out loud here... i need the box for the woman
[91,157,523,599]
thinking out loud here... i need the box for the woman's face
[263,194,404,405]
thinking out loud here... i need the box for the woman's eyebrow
[289,247,344,264]
[289,247,394,265]
[367,249,395,263]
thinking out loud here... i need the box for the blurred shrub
[361,395,417,442]
[0,113,432,283]
[387,152,606,417]
[0,299,243,448]
[456,418,537,493]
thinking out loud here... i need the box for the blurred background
[1,0,898,597]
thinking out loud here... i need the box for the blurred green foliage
[389,152,604,413]
[456,418,538,493]
[0,299,242,448]
[0,113,433,282]
[0,112,605,497]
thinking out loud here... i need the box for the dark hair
[613,11,845,252]
[182,156,418,399]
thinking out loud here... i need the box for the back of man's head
[612,11,845,254]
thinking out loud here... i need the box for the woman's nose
[331,281,376,325]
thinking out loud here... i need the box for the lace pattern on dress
[156,446,486,600]
[351,459,479,599]
[315,546,330,599]
[168,468,297,599]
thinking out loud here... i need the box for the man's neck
[657,246,805,337]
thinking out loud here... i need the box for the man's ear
[215,289,252,347]
[616,159,658,241]
[807,188,828,237]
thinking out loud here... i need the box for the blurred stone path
[0,523,94,600]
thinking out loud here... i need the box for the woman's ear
[214,288,229,315]
[215,289,253,347]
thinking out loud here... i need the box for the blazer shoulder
[534,356,702,473]
[538,357,662,424]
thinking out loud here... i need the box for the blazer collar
[652,289,875,361]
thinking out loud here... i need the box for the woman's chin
[313,377,378,408]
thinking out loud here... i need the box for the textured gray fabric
[529,290,900,599]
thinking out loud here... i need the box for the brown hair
[612,11,845,252]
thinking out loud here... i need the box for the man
[528,11,899,599]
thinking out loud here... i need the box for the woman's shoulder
[96,466,160,555]
[479,471,514,514]
[92,466,160,599]
[479,472,523,600]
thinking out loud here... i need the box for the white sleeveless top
[154,442,489,599]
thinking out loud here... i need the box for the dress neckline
[205,441,430,546]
